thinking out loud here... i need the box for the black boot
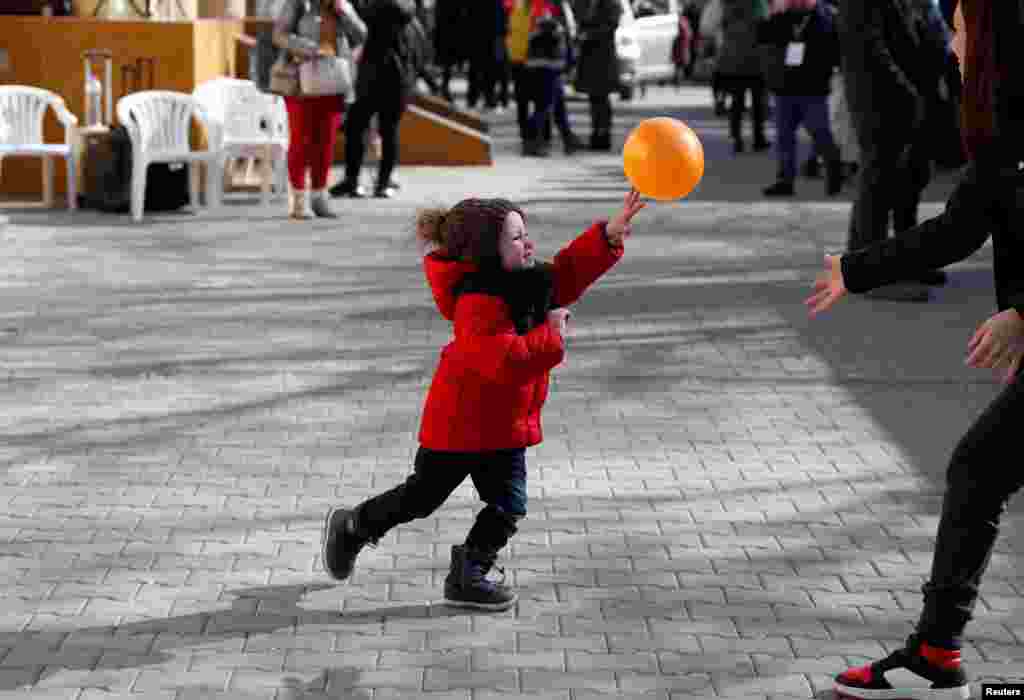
[802,156,821,178]
[328,179,366,199]
[321,505,378,581]
[522,138,551,157]
[563,132,584,155]
[825,158,845,196]
[443,544,517,611]
[589,132,612,152]
[763,180,795,197]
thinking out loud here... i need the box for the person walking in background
[329,0,424,200]
[433,0,467,103]
[717,0,771,154]
[808,2,1024,696]
[683,1,702,78]
[699,0,729,115]
[758,0,843,196]
[837,0,939,301]
[672,9,694,87]
[521,10,583,156]
[273,0,366,219]
[466,0,508,112]
[575,0,622,151]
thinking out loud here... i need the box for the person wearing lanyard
[757,0,844,196]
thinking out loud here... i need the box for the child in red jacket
[321,190,645,610]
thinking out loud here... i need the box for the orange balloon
[623,117,705,201]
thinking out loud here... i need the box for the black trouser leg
[375,96,405,188]
[343,97,375,185]
[511,62,532,140]
[751,78,767,144]
[589,93,612,145]
[465,448,527,555]
[846,128,904,252]
[728,78,746,144]
[357,447,473,540]
[892,138,934,234]
[917,375,1024,649]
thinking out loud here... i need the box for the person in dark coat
[808,2,1024,696]
[465,0,508,111]
[837,0,944,300]
[433,0,468,102]
[329,0,424,199]
[575,0,622,151]
[717,0,771,153]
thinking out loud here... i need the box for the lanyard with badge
[785,13,812,67]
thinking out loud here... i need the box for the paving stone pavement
[1,85,1022,700]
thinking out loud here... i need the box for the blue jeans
[775,94,839,183]
[525,69,572,143]
[358,446,527,554]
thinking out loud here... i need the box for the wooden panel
[330,105,491,167]
[397,105,491,166]
[193,19,243,85]
[411,94,489,134]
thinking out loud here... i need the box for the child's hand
[606,189,646,248]
[547,308,572,335]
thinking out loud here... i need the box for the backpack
[81,124,190,214]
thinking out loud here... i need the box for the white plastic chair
[116,90,221,222]
[0,86,79,210]
[193,77,288,205]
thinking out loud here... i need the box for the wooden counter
[0,16,242,198]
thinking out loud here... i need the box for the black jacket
[758,7,839,97]
[354,0,423,100]
[836,0,929,133]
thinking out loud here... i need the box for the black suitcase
[80,58,190,213]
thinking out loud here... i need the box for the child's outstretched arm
[551,189,646,307]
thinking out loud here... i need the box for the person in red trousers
[320,189,645,610]
[273,0,366,218]
[808,1,1024,697]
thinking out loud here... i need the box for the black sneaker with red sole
[834,637,969,700]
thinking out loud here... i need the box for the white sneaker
[290,190,313,220]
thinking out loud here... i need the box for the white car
[616,0,682,98]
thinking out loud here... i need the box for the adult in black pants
[433,0,467,103]
[837,0,945,301]
[807,2,1024,696]
[465,0,507,111]
[330,0,423,199]
[575,0,622,151]
[717,0,770,154]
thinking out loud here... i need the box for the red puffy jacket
[419,222,623,452]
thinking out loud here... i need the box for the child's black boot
[321,505,378,582]
[443,544,517,611]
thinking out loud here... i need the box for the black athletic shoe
[321,506,377,582]
[834,636,969,700]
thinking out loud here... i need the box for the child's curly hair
[417,197,555,335]
[416,198,526,266]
